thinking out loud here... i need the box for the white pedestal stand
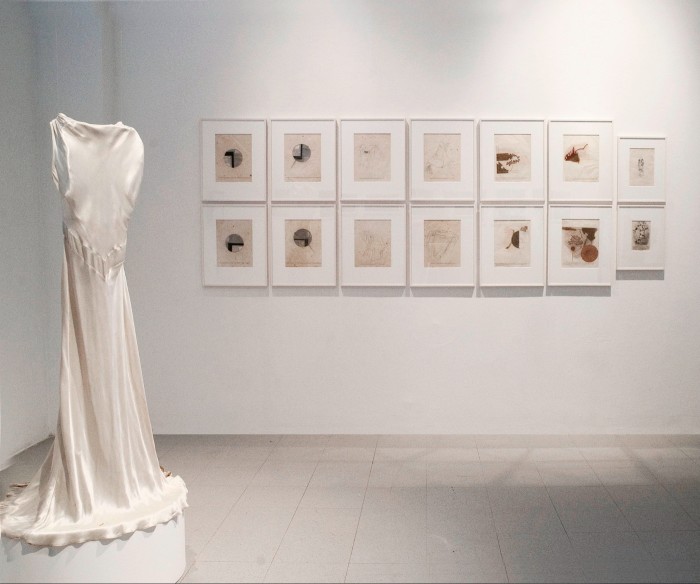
[0,515,185,583]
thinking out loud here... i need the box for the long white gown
[0,113,187,547]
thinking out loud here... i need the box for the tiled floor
[2,434,700,583]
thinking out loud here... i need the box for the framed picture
[201,205,267,286]
[548,121,613,203]
[270,205,337,286]
[201,119,266,201]
[479,206,545,286]
[409,206,474,287]
[341,205,406,286]
[410,119,475,201]
[479,120,545,202]
[340,119,406,201]
[618,137,666,203]
[547,205,613,286]
[617,205,665,270]
[270,119,336,202]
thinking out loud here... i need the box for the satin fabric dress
[0,113,187,547]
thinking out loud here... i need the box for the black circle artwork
[292,143,311,163]
[293,228,312,247]
[225,233,244,253]
[224,149,243,168]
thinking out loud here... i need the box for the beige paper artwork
[561,219,600,267]
[629,148,655,187]
[216,219,253,267]
[424,134,461,181]
[285,219,322,267]
[354,220,392,267]
[632,220,651,251]
[215,134,253,182]
[424,220,461,267]
[563,135,599,182]
[284,133,322,182]
[494,220,531,267]
[495,134,531,181]
[354,133,391,181]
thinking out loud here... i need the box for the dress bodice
[51,113,144,275]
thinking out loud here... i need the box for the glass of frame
[270,205,337,286]
[618,137,666,203]
[201,205,267,286]
[201,119,267,202]
[341,205,406,286]
[617,205,665,271]
[479,120,545,202]
[479,205,545,286]
[548,121,613,203]
[409,206,474,287]
[270,120,337,202]
[410,119,475,201]
[340,119,406,201]
[547,205,613,286]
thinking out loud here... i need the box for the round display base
[1,515,185,583]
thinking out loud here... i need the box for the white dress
[0,113,187,547]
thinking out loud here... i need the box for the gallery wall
[19,0,700,438]
[0,2,50,465]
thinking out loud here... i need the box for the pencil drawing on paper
[285,219,322,268]
[424,133,461,181]
[632,220,651,250]
[354,133,391,181]
[629,148,655,187]
[495,134,531,181]
[494,220,531,267]
[216,219,253,267]
[563,135,599,182]
[424,220,461,267]
[561,219,600,267]
[215,134,253,182]
[284,133,322,182]
[354,219,392,267]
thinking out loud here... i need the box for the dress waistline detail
[63,226,125,280]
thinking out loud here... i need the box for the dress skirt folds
[0,114,187,546]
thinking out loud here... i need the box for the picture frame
[270,119,337,202]
[201,119,267,202]
[548,120,613,203]
[479,205,545,286]
[547,205,613,286]
[201,204,268,286]
[617,205,665,270]
[618,137,666,203]
[340,119,406,201]
[409,205,475,287]
[341,205,406,286]
[270,205,337,286]
[410,119,475,201]
[479,119,545,202]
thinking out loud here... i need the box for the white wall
[25,0,700,435]
[0,2,50,465]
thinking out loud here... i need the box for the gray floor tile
[250,460,318,487]
[652,559,700,583]
[427,461,484,487]
[568,531,652,563]
[548,486,632,532]
[488,486,565,534]
[368,461,426,487]
[345,563,429,583]
[428,562,508,583]
[580,559,660,583]
[182,561,268,583]
[299,486,366,509]
[537,461,602,487]
[638,531,700,561]
[589,461,660,486]
[608,485,699,531]
[264,561,347,583]
[481,461,544,486]
[309,461,372,487]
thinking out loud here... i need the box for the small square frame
[410,119,475,201]
[201,204,267,286]
[270,119,337,201]
[479,120,545,202]
[617,205,665,270]
[548,120,613,203]
[341,205,406,286]
[480,205,545,286]
[410,206,475,287]
[201,119,266,201]
[548,205,613,286]
[340,119,406,201]
[271,205,337,286]
[618,137,666,203]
